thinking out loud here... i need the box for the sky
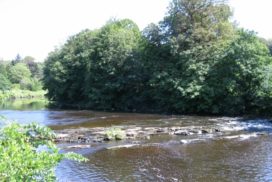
[0,0,271,61]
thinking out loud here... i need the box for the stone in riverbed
[126,132,137,137]
[201,129,209,134]
[104,136,113,141]
[174,130,189,136]
[188,129,199,134]
[65,144,91,149]
[56,133,69,138]
[170,127,181,132]
[115,133,124,140]
[180,139,204,144]
[106,144,139,150]
[156,128,166,133]
[93,138,103,143]
[145,135,151,140]
[78,136,89,143]
[256,132,268,136]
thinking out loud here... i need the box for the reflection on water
[1,99,272,181]
[0,98,48,110]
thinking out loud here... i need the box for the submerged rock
[201,129,209,134]
[115,133,124,140]
[174,130,189,136]
[65,144,91,149]
[106,144,139,150]
[93,138,103,143]
[54,122,267,147]
[180,139,204,144]
[56,133,69,138]
[126,131,137,137]
[157,128,166,133]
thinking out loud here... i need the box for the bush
[0,122,87,181]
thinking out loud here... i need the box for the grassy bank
[0,89,46,101]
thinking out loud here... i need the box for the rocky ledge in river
[54,125,226,144]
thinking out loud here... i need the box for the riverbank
[0,89,46,101]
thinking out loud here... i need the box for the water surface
[1,99,272,182]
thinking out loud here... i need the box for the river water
[1,99,272,182]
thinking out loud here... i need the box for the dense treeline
[0,55,43,92]
[43,0,272,115]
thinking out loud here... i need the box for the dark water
[1,99,272,182]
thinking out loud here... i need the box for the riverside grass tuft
[105,127,126,140]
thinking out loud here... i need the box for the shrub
[0,122,87,181]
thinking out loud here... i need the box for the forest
[0,55,44,100]
[43,0,272,116]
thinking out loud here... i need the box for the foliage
[8,63,32,84]
[0,56,44,93]
[44,19,144,110]
[84,19,143,110]
[199,30,272,114]
[11,54,22,65]
[19,78,43,91]
[265,39,272,56]
[0,74,11,91]
[141,0,235,113]
[23,56,44,79]
[0,90,46,101]
[43,0,272,116]
[0,122,87,181]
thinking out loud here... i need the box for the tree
[142,0,235,113]
[43,29,99,103]
[23,56,43,79]
[43,1,272,115]
[0,74,11,91]
[84,19,143,110]
[8,63,31,84]
[11,53,22,65]
[161,0,233,50]
[199,30,272,115]
[266,39,272,56]
[44,19,143,110]
[0,63,10,90]
[0,63,8,78]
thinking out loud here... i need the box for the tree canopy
[43,0,272,115]
[0,56,43,92]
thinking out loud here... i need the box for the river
[1,99,272,182]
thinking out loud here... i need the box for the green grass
[105,127,126,140]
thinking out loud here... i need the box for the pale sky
[0,0,271,61]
